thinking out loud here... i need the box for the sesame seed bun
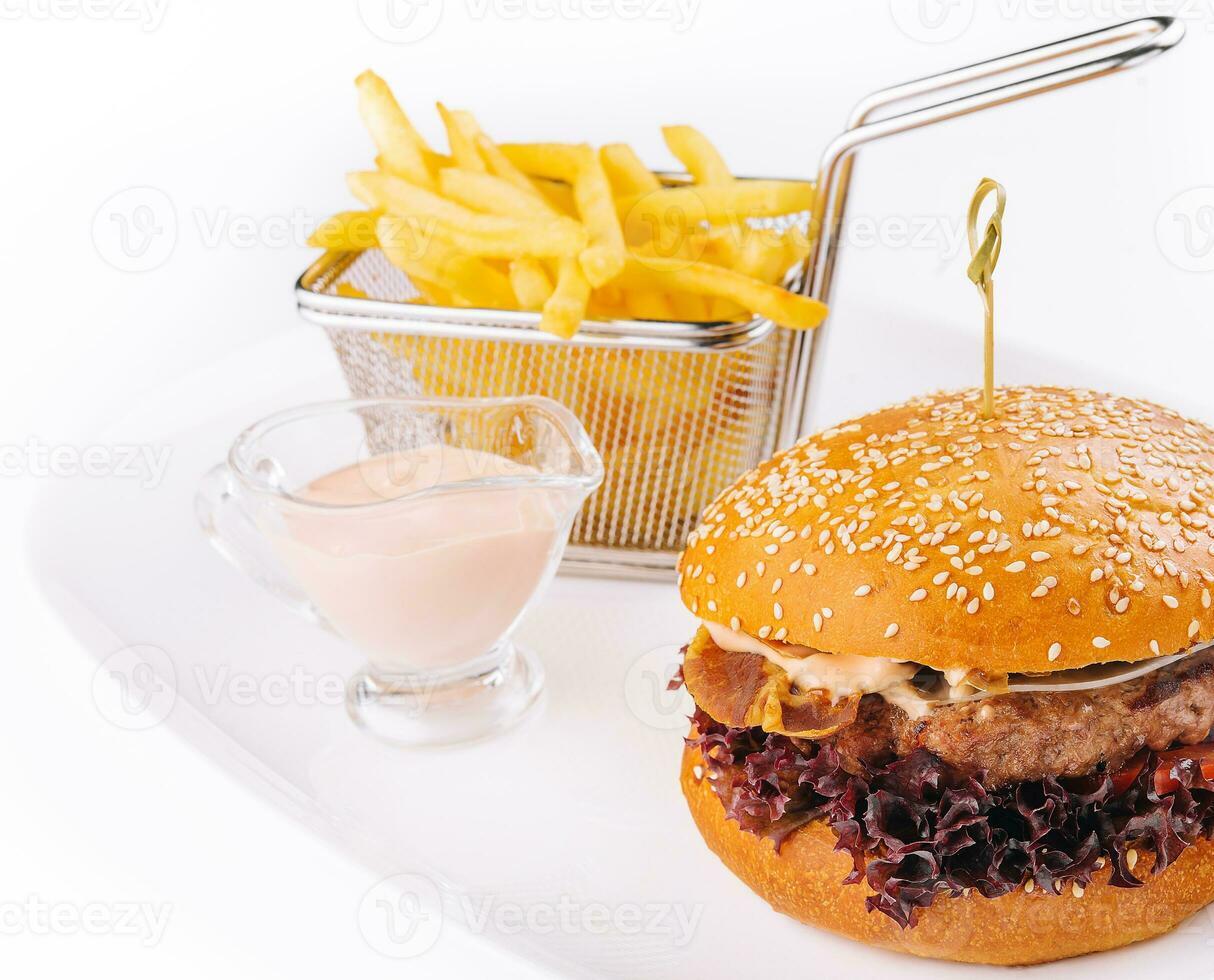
[680,743,1214,965]
[678,387,1214,674]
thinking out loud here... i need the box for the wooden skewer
[966,178,1006,419]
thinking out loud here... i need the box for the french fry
[500,142,584,182]
[500,143,626,287]
[509,258,554,310]
[409,276,456,306]
[474,134,547,201]
[349,171,587,257]
[438,169,555,221]
[539,256,590,339]
[662,125,733,185]
[666,291,711,322]
[572,150,627,287]
[531,178,577,216]
[355,71,436,190]
[308,209,381,250]
[616,181,814,224]
[619,254,827,330]
[377,215,515,309]
[600,143,661,196]
[437,103,488,172]
[622,288,677,321]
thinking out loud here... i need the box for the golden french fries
[600,144,661,197]
[540,257,591,339]
[355,71,436,190]
[308,209,381,250]
[509,257,554,310]
[437,104,488,173]
[662,125,733,185]
[438,169,555,221]
[310,72,828,337]
[350,171,587,257]
[619,254,827,330]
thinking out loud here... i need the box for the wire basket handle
[785,16,1185,439]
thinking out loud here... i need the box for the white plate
[28,330,1214,978]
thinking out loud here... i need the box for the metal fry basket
[296,18,1182,579]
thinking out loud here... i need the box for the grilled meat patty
[813,648,1214,787]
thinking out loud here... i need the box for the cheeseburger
[675,387,1214,964]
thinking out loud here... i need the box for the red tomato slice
[1109,745,1214,796]
[1110,752,1147,796]
[1153,744,1214,795]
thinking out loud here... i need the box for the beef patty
[813,648,1214,787]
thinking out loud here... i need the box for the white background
[3,1,1213,976]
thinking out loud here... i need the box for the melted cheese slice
[703,621,918,700]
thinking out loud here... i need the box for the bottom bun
[681,745,1214,965]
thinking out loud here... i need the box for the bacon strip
[683,626,859,737]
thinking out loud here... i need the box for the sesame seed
[1024,880,1034,894]
[758,625,772,638]
[884,623,899,638]
[1191,620,1201,639]
[1048,642,1062,661]
[983,582,995,601]
[1127,849,1138,871]
[966,597,980,614]
[1031,551,1051,562]
[736,572,747,588]
[773,603,783,620]
[1072,882,1085,899]
[854,584,872,597]
[1005,561,1026,573]
[771,578,783,595]
[909,588,927,602]
[1093,636,1111,649]
[813,613,822,632]
[933,571,949,585]
[1163,595,1179,609]
[729,616,740,631]
[822,607,833,619]
[764,544,778,555]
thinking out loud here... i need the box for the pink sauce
[269,446,566,672]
